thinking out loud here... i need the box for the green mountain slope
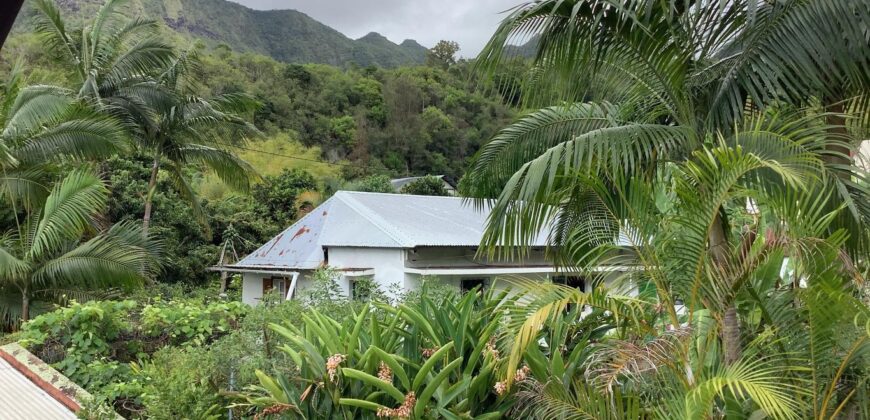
[17,0,429,67]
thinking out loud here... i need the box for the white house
[219,191,631,306]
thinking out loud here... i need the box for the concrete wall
[241,272,315,306]
[241,273,263,306]
[241,245,637,305]
[330,247,405,301]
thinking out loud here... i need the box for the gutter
[209,266,302,276]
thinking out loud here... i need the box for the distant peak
[400,39,426,49]
[358,32,390,42]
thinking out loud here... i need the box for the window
[263,277,288,299]
[461,278,486,293]
[553,275,586,314]
[350,279,366,301]
[552,275,586,292]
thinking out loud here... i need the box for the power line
[212,140,375,170]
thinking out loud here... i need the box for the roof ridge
[335,192,412,247]
[337,190,463,200]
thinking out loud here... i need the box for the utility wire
[212,140,375,170]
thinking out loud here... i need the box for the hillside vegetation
[15,0,429,67]
[1,2,520,286]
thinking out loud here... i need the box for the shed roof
[0,343,105,419]
[234,191,550,269]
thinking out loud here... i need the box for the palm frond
[27,169,107,260]
[32,220,161,289]
[479,122,692,258]
[705,0,870,127]
[0,166,50,211]
[1,85,73,139]
[584,327,691,394]
[500,279,648,388]
[31,0,81,77]
[682,356,807,419]
[463,102,623,197]
[512,379,645,420]
[0,245,30,280]
[177,144,255,192]
[15,105,128,164]
[101,38,176,91]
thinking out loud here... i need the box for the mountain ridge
[16,0,430,67]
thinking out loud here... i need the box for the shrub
[302,267,348,308]
[135,346,224,420]
[17,298,249,416]
[140,299,247,347]
[399,175,450,196]
[18,300,138,384]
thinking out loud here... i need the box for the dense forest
[1,13,522,285]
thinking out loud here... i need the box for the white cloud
[228,0,519,57]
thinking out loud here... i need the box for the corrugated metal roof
[234,191,551,269]
[325,192,532,247]
[235,196,337,269]
[0,351,78,419]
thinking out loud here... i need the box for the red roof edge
[0,348,81,413]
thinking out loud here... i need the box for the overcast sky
[228,0,521,57]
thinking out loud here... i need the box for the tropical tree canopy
[31,0,260,236]
[0,168,161,327]
[460,0,870,417]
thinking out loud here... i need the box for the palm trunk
[142,155,160,238]
[710,211,741,365]
[825,102,851,172]
[20,285,29,323]
[721,305,740,364]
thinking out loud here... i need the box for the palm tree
[0,168,160,327]
[1,64,128,207]
[465,0,869,367]
[1,53,144,331]
[136,52,259,236]
[479,111,869,417]
[31,0,175,107]
[32,0,258,236]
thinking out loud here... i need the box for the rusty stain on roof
[291,226,310,240]
[260,233,284,256]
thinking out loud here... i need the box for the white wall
[240,246,637,306]
[242,272,313,306]
[242,273,263,306]
[330,247,406,301]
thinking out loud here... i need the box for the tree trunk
[825,102,852,172]
[710,211,741,365]
[20,286,29,323]
[721,305,740,365]
[142,155,160,238]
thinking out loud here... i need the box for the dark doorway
[553,275,586,292]
[461,278,486,293]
